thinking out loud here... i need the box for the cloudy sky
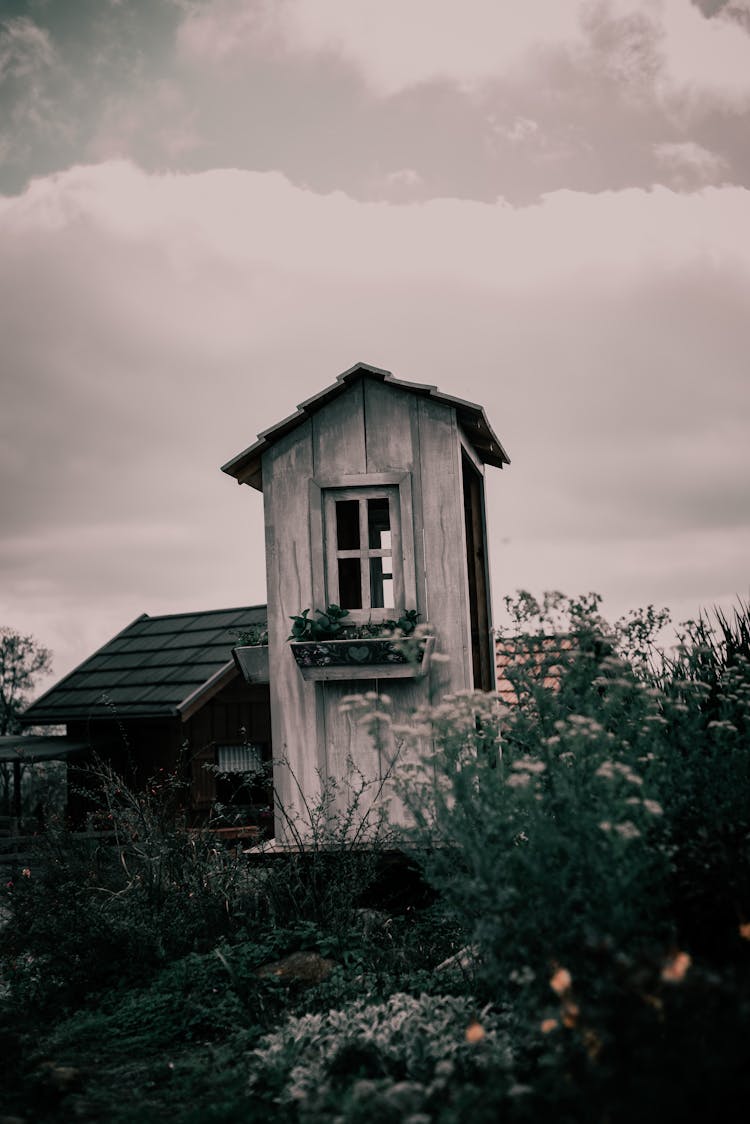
[1,0,749,695]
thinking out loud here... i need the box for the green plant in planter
[288,605,419,642]
[232,623,268,646]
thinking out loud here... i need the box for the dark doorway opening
[462,453,493,691]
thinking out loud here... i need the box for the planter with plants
[288,605,434,681]
[231,624,269,684]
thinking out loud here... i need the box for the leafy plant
[248,991,514,1121]
[288,604,420,642]
[0,759,258,1011]
[260,752,397,933]
[232,623,269,646]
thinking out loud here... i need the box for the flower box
[290,635,434,682]
[232,645,270,684]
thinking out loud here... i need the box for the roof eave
[177,661,239,723]
[221,362,510,488]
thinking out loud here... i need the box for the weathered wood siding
[262,376,481,839]
[263,420,320,838]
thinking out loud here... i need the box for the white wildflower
[615,821,641,840]
[512,757,546,774]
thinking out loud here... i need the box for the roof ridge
[134,603,266,623]
[222,361,509,489]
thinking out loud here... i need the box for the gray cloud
[1,162,748,684]
[1,0,750,204]
[1,2,749,685]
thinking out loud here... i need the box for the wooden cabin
[223,363,509,840]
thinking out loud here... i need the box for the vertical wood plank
[364,379,421,617]
[320,679,380,827]
[263,419,321,841]
[363,379,416,474]
[313,379,367,478]
[312,379,370,809]
[417,397,473,697]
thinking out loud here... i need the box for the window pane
[370,557,394,610]
[367,497,391,549]
[336,500,360,550]
[217,744,262,773]
[338,558,362,609]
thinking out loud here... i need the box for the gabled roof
[21,606,267,726]
[222,362,510,490]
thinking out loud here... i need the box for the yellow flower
[661,951,691,983]
[540,1018,558,1034]
[561,999,580,1028]
[465,1021,485,1044]
[550,967,572,995]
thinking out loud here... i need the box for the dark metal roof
[21,606,268,725]
[222,362,510,490]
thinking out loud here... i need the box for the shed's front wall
[263,376,480,838]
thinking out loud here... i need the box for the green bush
[0,760,261,1012]
[0,754,403,1015]
[363,593,750,1118]
[248,991,514,1122]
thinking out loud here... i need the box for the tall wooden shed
[223,363,509,838]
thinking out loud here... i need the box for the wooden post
[12,758,21,823]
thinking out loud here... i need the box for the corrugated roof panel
[84,654,117,671]
[164,629,232,650]
[170,661,227,683]
[200,612,263,631]
[133,684,186,705]
[65,672,127,690]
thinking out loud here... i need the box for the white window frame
[310,472,417,623]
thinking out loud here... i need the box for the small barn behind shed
[21,606,272,828]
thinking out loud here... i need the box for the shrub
[355,592,750,1118]
[0,761,258,1011]
[248,991,514,1122]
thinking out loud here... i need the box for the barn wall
[184,678,271,815]
[66,678,272,823]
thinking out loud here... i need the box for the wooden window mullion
[391,498,404,610]
[358,499,370,610]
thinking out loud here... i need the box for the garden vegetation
[1,593,749,1122]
